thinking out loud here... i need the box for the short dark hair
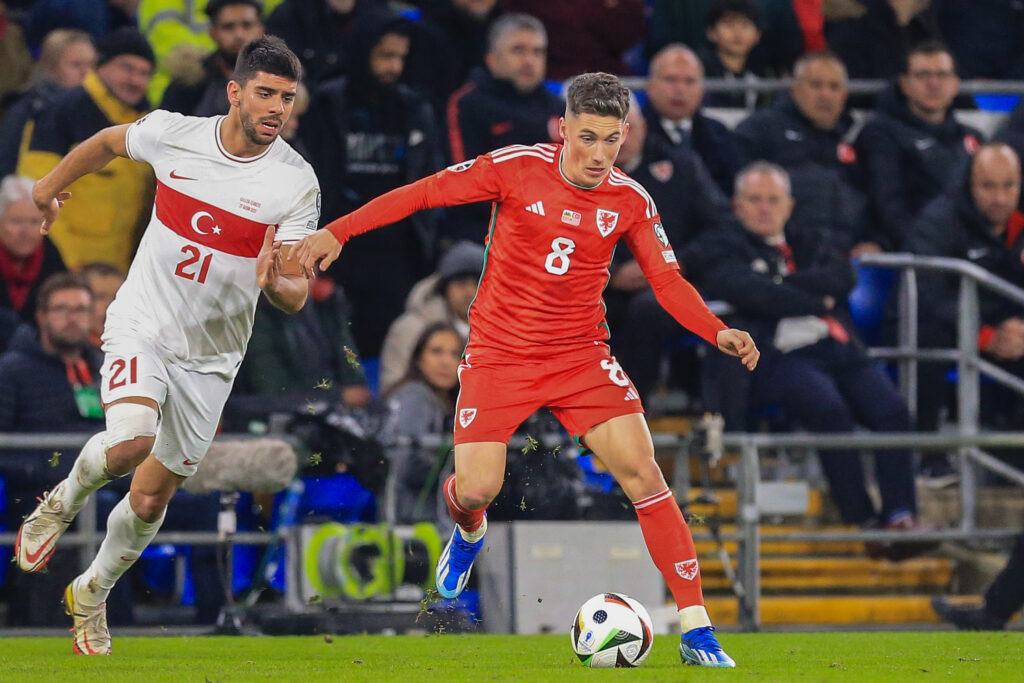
[79,261,125,281]
[903,39,956,75]
[232,35,302,86]
[37,272,92,311]
[206,0,263,22]
[566,72,630,121]
[706,0,759,28]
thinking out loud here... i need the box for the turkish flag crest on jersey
[596,209,619,237]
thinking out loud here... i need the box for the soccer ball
[569,592,654,668]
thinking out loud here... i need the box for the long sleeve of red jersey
[623,214,727,346]
[325,155,505,244]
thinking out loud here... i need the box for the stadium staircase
[649,418,1019,629]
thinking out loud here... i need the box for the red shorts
[453,342,644,445]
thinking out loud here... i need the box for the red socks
[443,473,485,531]
[633,488,705,610]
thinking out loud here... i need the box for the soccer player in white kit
[15,36,319,654]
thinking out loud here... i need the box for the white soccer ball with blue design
[569,592,654,668]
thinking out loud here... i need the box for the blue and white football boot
[435,522,485,599]
[680,626,736,667]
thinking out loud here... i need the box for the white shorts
[100,335,234,477]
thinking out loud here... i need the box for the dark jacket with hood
[857,84,983,250]
[997,99,1024,172]
[904,170,1024,341]
[642,101,743,197]
[446,66,563,163]
[735,93,869,250]
[160,51,232,117]
[826,0,942,80]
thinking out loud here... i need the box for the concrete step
[704,594,978,626]
[700,556,953,592]
[694,524,865,556]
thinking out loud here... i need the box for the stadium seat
[848,263,895,346]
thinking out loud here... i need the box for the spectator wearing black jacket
[444,13,563,242]
[857,41,982,250]
[160,0,264,117]
[607,96,732,397]
[735,50,871,253]
[643,44,744,196]
[417,0,503,106]
[695,163,927,553]
[697,0,765,110]
[904,144,1024,431]
[301,15,444,356]
[997,98,1024,173]
[933,0,1024,80]
[826,0,943,80]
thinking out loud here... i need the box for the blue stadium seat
[848,263,895,346]
[360,356,381,399]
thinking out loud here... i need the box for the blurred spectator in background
[266,0,391,88]
[643,44,744,196]
[905,144,1024,434]
[695,163,929,556]
[647,0,802,75]
[380,322,462,524]
[0,176,67,351]
[230,277,370,427]
[933,0,1024,80]
[0,29,96,179]
[78,261,124,347]
[24,0,139,47]
[607,95,732,399]
[827,0,942,80]
[501,0,645,81]
[160,0,264,117]
[698,0,766,109]
[379,240,483,393]
[303,15,444,357]
[997,98,1024,171]
[857,41,981,251]
[418,0,503,106]
[932,529,1024,630]
[0,1,33,106]
[444,12,562,243]
[735,50,871,253]
[0,272,104,626]
[18,27,155,272]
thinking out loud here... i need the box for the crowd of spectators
[3,0,1024,621]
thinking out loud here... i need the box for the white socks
[75,493,165,606]
[60,432,117,516]
[458,515,487,543]
[679,605,713,633]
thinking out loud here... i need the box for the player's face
[900,52,959,120]
[971,147,1021,229]
[733,170,794,239]
[209,4,264,60]
[54,40,97,88]
[417,330,462,391]
[96,54,153,108]
[0,197,44,260]
[37,288,92,353]
[647,49,703,121]
[486,28,546,94]
[560,111,628,187]
[370,32,410,86]
[791,59,847,130]
[234,72,297,146]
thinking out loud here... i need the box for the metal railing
[620,77,1024,97]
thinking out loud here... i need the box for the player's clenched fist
[293,229,342,273]
[716,328,759,371]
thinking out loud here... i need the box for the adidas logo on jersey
[525,201,545,216]
[624,387,640,401]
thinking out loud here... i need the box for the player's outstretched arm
[716,329,759,371]
[258,226,309,313]
[31,123,132,234]
[292,228,342,273]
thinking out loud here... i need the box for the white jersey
[103,109,320,377]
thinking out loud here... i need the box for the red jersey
[325,143,726,355]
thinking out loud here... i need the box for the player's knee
[103,403,158,474]
[458,480,501,510]
[129,490,168,524]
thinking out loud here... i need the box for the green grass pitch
[1,632,1021,682]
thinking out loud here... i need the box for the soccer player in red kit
[295,72,758,667]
